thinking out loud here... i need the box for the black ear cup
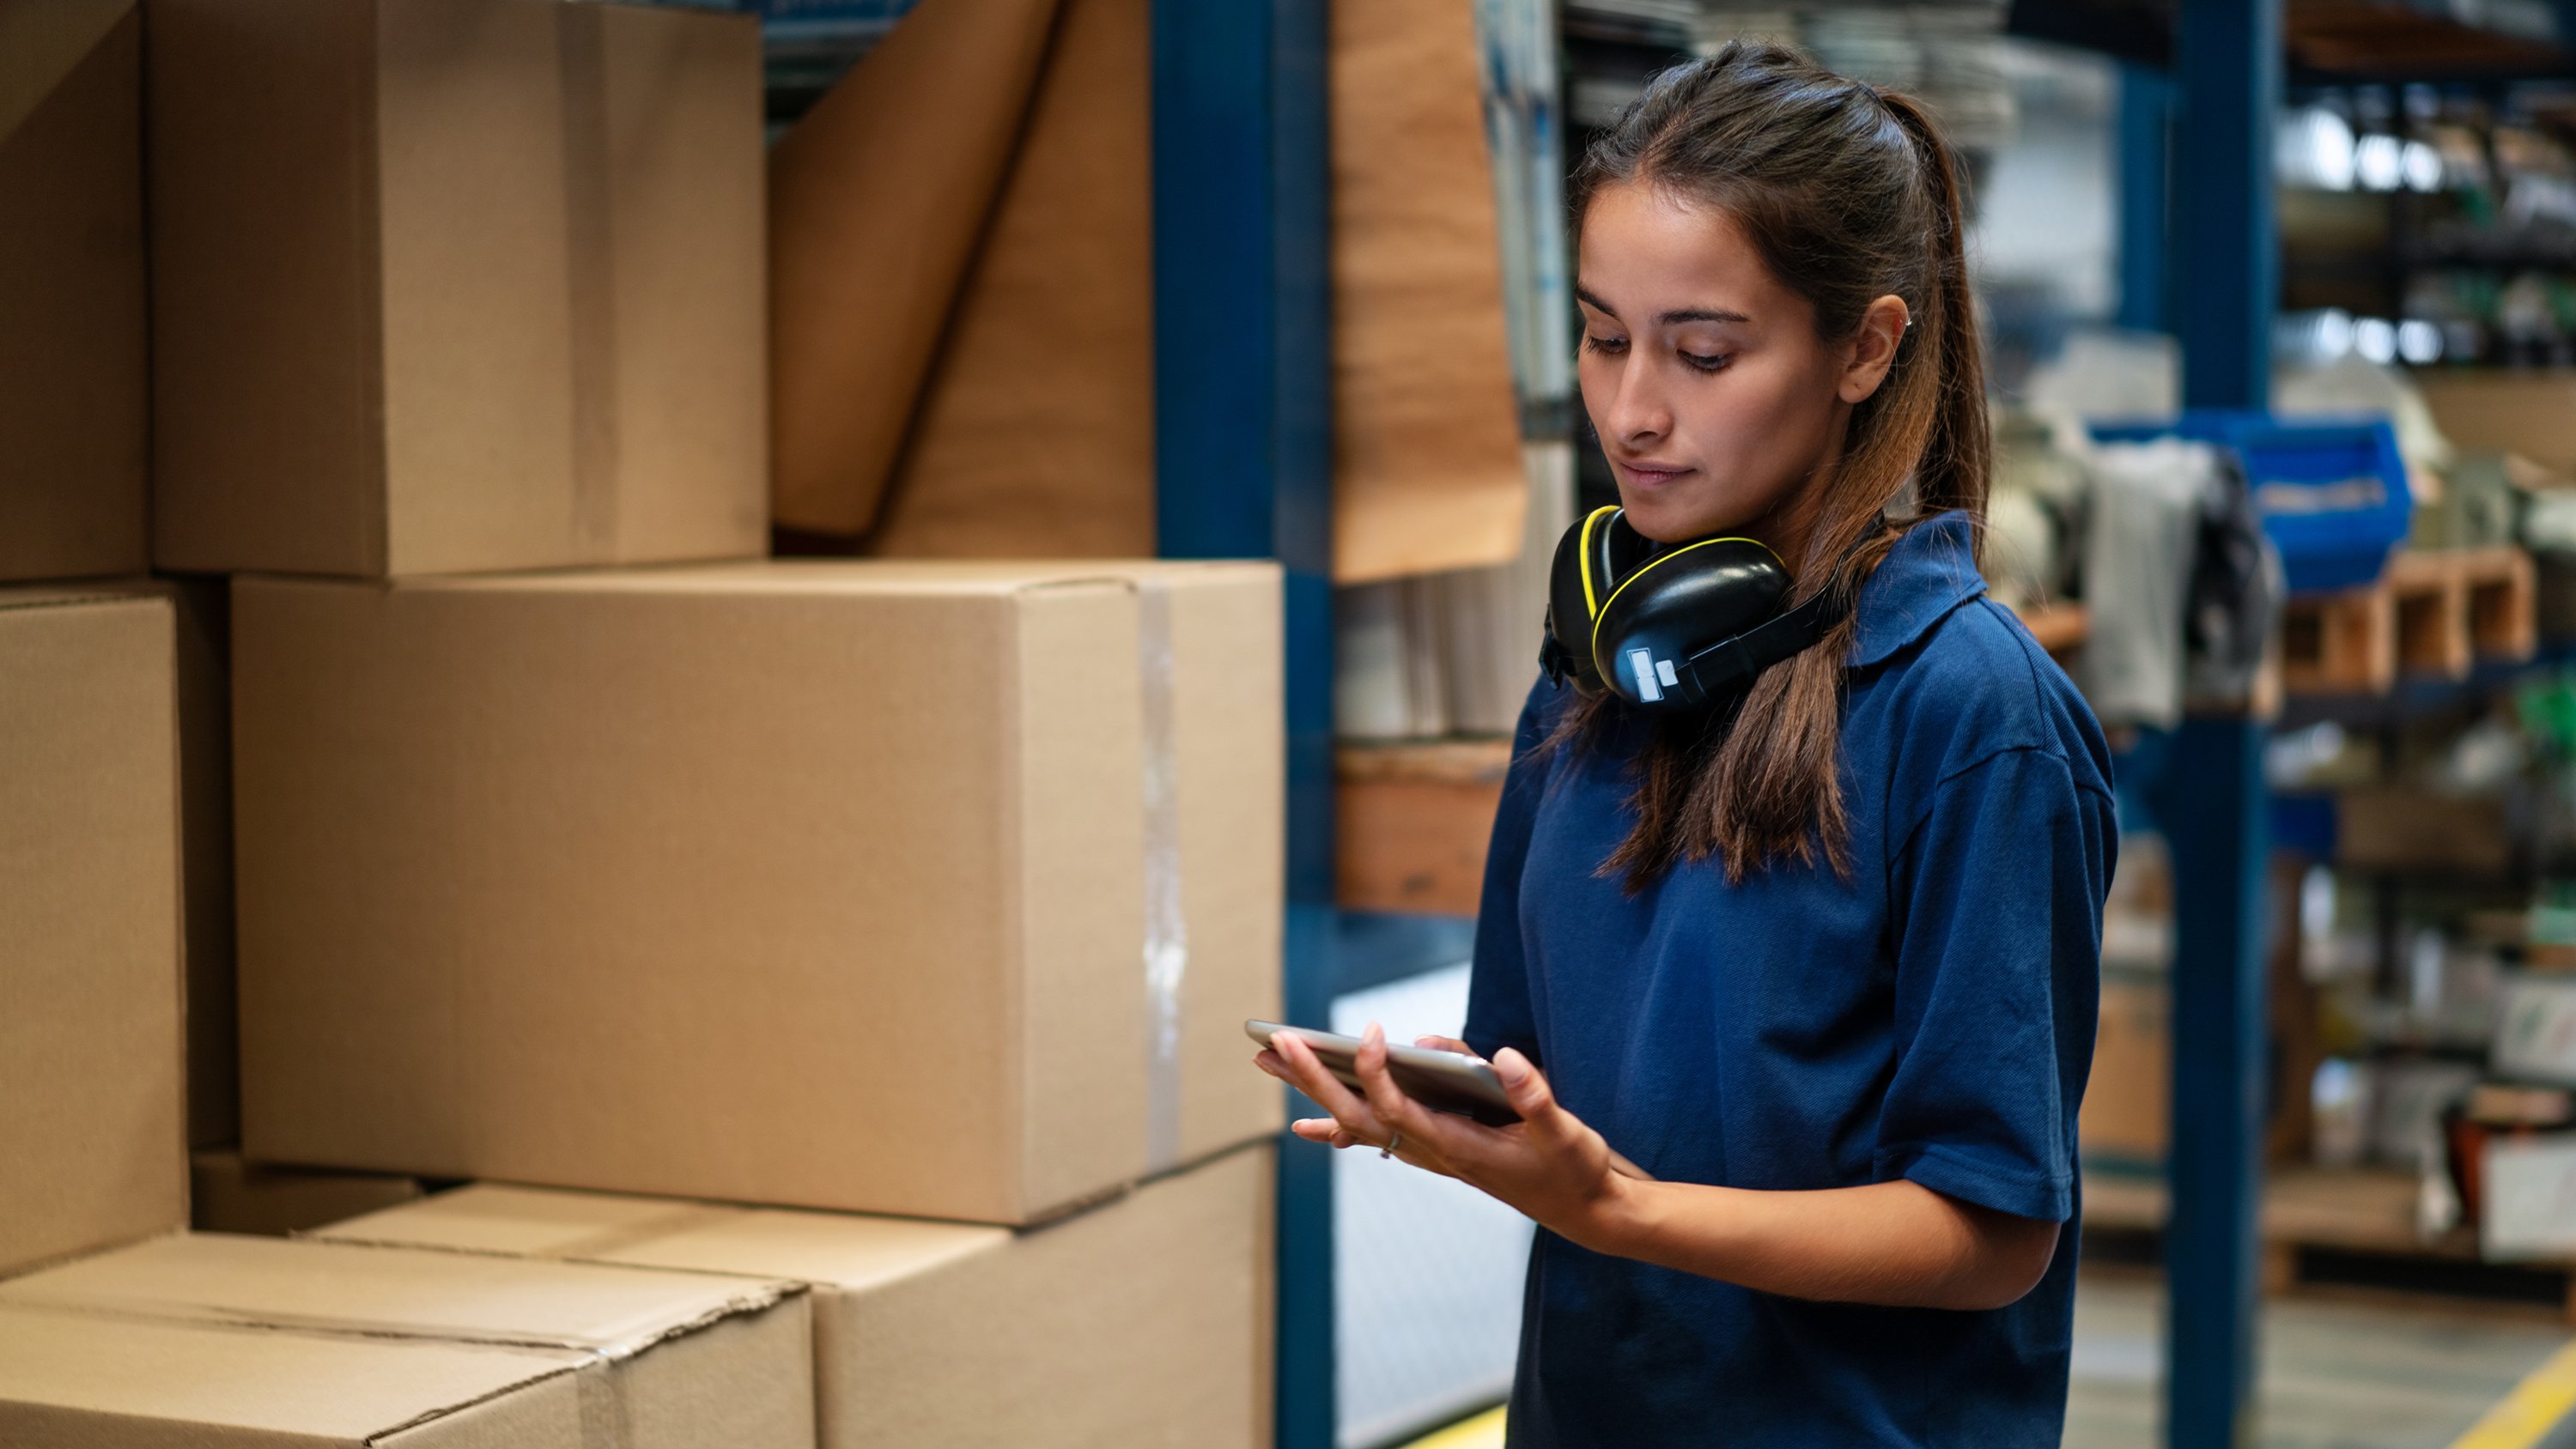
[1543,506,1627,692]
[1589,539,1791,706]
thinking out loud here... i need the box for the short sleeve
[1462,679,1560,1066]
[1875,746,2115,1223]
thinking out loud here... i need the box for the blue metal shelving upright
[1148,4,1339,1446]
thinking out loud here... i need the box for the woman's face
[1575,180,1893,547]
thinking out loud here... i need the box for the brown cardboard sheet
[191,1150,423,1239]
[0,587,186,1276]
[1328,0,1527,582]
[318,1143,1276,1449]
[867,0,1156,560]
[148,0,764,578]
[0,1231,813,1449]
[234,560,1281,1222]
[0,1304,590,1448]
[769,0,1068,537]
[0,3,147,584]
[2416,370,2576,476]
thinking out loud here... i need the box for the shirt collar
[1849,510,1985,669]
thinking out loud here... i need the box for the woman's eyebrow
[1658,306,1751,325]
[1575,287,1751,329]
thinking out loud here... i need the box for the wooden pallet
[2281,546,2536,695]
[2086,1165,2576,1322]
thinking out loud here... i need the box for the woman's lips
[1613,459,1693,489]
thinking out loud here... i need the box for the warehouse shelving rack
[1150,2,2576,1446]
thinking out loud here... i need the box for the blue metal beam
[2164,5,2278,1446]
[2173,0,2281,413]
[1149,3,1336,1446]
[2155,718,2270,1449]
[2116,63,2172,336]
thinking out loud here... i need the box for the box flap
[316,1183,721,1258]
[0,1233,797,1357]
[317,1184,1013,1294]
[0,1303,583,1444]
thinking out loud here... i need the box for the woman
[1259,43,2116,1447]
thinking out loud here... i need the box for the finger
[1254,1050,1285,1079]
[1490,1047,1567,1133]
[1353,1022,1437,1143]
[1413,1034,1477,1058]
[1289,1117,1339,1143]
[1272,1033,1388,1140]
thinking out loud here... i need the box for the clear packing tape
[1139,579,1188,1173]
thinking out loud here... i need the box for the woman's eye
[1582,334,1628,356]
[1680,351,1730,373]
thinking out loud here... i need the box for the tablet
[1246,1020,1520,1127]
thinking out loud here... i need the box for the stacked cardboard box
[0,587,186,1275]
[232,559,1283,1222]
[0,1,148,583]
[313,1144,1276,1449]
[9,2,1285,1441]
[0,1232,811,1446]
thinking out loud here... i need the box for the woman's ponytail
[1876,89,1990,527]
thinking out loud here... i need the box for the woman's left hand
[1255,1025,1635,1251]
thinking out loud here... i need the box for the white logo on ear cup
[1628,648,1662,702]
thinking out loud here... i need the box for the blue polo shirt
[1464,510,2116,1448]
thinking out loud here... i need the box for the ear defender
[1540,506,1858,712]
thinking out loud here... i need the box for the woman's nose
[1602,360,1672,446]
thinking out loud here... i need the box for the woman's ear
[1838,294,1911,404]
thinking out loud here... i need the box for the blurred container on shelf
[2478,1125,2576,1260]
[2495,972,2576,1083]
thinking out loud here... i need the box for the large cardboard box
[0,1306,595,1447]
[147,0,766,578]
[0,1232,813,1448]
[319,1143,1276,1449]
[0,1,149,583]
[0,587,185,1275]
[235,560,1282,1222]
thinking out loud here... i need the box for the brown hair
[1561,40,1989,888]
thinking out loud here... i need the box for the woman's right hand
[1413,1034,1656,1183]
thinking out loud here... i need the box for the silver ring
[1381,1131,1401,1160]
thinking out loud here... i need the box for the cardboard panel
[867,0,1156,560]
[235,561,1278,1222]
[1328,0,1527,582]
[164,578,239,1146]
[320,1143,1276,1449]
[769,0,1067,537]
[0,6,146,584]
[0,590,185,1275]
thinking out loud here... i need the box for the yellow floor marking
[2451,1338,2576,1449]
[1400,1406,1507,1449]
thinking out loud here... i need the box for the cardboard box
[191,1149,423,1238]
[2080,970,2168,1168]
[147,0,766,578]
[0,1231,812,1447]
[0,586,185,1275]
[235,560,1282,1222]
[318,1143,1275,1449]
[0,1305,594,1446]
[2417,372,2576,476]
[0,1,148,583]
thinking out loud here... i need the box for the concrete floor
[1400,1270,2574,1449]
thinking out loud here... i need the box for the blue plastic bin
[2090,410,2412,594]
